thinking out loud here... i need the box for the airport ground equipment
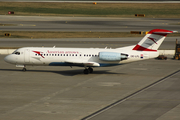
[174,39,180,60]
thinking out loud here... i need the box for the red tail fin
[132,29,174,51]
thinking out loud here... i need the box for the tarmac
[1,15,180,120]
[1,16,180,32]
[0,37,179,49]
[1,53,180,120]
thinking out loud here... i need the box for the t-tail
[132,29,176,51]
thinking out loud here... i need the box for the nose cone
[4,55,16,64]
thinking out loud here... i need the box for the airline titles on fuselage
[34,50,99,58]
[47,50,79,54]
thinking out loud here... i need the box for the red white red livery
[4,29,176,74]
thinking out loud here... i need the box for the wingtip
[173,31,178,33]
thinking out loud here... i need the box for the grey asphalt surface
[86,69,180,120]
[0,37,179,50]
[1,16,180,32]
[1,15,180,120]
[1,54,180,120]
[1,37,180,120]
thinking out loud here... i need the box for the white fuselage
[4,46,159,67]
[4,29,175,74]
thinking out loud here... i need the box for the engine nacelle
[99,52,128,61]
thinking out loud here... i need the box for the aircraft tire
[84,69,89,74]
[88,67,93,73]
[22,68,26,72]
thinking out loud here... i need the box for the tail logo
[33,51,45,58]
[148,37,157,44]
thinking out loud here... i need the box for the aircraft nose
[4,55,16,64]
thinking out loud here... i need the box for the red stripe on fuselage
[33,51,44,58]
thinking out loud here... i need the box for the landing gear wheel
[83,69,89,74]
[22,68,26,72]
[88,67,93,73]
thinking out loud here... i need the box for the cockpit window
[12,50,20,55]
[12,50,17,54]
[15,52,20,55]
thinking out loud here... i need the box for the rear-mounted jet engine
[99,52,128,61]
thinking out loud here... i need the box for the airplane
[4,29,176,74]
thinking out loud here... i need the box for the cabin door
[24,49,30,63]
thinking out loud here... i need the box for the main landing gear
[83,67,93,74]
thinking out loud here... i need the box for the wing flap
[65,59,100,67]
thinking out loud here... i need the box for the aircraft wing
[65,59,100,67]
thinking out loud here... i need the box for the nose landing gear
[22,65,26,72]
[16,65,27,72]
[22,67,26,72]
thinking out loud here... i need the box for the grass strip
[0,31,146,38]
[0,2,180,18]
[0,47,19,49]
[0,24,17,26]
[1,31,180,39]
